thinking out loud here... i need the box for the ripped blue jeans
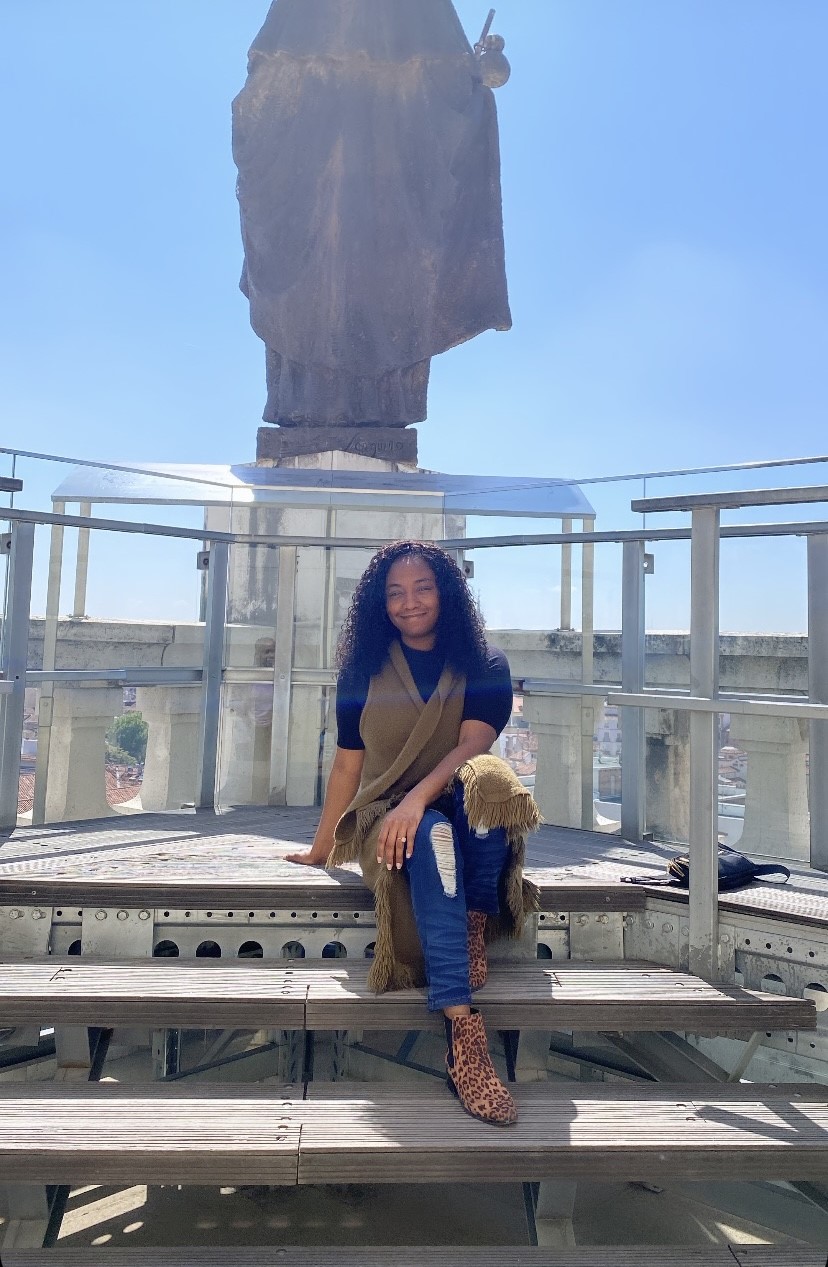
[401,785,510,1012]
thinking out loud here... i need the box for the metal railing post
[269,545,297,806]
[32,502,66,826]
[0,522,35,831]
[580,517,596,829]
[620,539,646,841]
[195,541,228,810]
[72,500,92,618]
[560,518,573,631]
[808,533,828,872]
[688,506,720,980]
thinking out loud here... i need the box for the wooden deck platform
[1,807,827,927]
[3,1248,826,1266]
[2,1247,825,1266]
[0,959,814,1033]
[0,1082,826,1186]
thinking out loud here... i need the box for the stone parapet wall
[488,629,809,694]
[26,620,810,689]
[21,620,814,862]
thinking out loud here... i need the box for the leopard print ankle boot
[467,910,488,991]
[444,1010,518,1126]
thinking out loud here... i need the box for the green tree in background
[106,712,148,764]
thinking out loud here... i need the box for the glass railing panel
[716,708,807,867]
[2,449,236,515]
[719,530,808,638]
[640,705,688,847]
[215,677,336,813]
[0,535,8,628]
[593,696,622,832]
[216,681,276,810]
[718,720,747,853]
[4,506,214,829]
[19,682,200,828]
[470,536,622,650]
[642,539,691,666]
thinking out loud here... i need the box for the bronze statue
[233,1,512,461]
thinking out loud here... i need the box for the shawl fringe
[366,868,420,994]
[456,755,542,836]
[327,798,394,869]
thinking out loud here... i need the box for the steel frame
[2,488,828,980]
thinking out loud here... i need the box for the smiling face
[384,555,440,650]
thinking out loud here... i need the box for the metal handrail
[632,485,828,513]
[5,502,828,549]
[5,442,828,500]
[0,446,238,492]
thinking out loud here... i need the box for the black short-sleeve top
[335,642,513,751]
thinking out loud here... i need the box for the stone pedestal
[729,714,810,862]
[136,685,201,813]
[522,695,582,828]
[257,425,417,464]
[45,685,122,822]
[645,708,690,843]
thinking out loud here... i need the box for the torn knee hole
[429,821,457,897]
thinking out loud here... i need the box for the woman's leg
[452,782,510,915]
[451,783,510,989]
[402,809,471,1014]
[403,807,517,1127]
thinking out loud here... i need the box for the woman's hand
[376,791,426,871]
[285,844,330,868]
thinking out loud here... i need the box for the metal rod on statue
[475,9,496,54]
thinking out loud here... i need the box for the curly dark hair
[336,541,488,682]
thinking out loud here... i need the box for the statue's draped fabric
[232,0,512,427]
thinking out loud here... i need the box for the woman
[287,541,539,1126]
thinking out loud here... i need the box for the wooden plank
[0,872,375,912]
[535,880,645,912]
[295,1083,828,1185]
[0,871,641,914]
[0,1084,826,1190]
[0,1247,761,1266]
[731,1251,828,1267]
[0,960,309,1028]
[303,1081,828,1103]
[0,960,815,1034]
[301,960,817,1033]
[0,1084,301,1185]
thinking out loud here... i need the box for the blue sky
[2,1,827,631]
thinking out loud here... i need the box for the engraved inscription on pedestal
[256,426,418,465]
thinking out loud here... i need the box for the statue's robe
[232,0,512,427]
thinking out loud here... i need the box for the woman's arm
[285,745,365,866]
[375,719,497,871]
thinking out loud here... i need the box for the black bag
[622,845,790,893]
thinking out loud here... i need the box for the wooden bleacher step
[2,1246,826,1266]
[0,960,817,1033]
[0,1082,826,1186]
